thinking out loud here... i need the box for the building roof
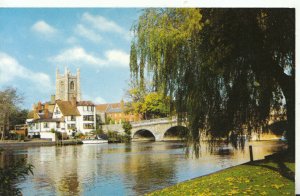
[31,118,64,123]
[38,112,53,119]
[96,103,121,113]
[77,101,95,106]
[107,107,122,113]
[56,101,80,116]
[96,104,109,112]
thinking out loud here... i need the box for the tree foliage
[9,109,28,128]
[125,84,170,119]
[0,87,23,140]
[0,149,34,195]
[130,8,295,153]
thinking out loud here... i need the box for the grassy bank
[147,154,295,196]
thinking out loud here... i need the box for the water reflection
[6,140,285,196]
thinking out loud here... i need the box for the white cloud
[75,24,102,43]
[31,20,57,35]
[83,94,106,104]
[0,52,52,93]
[51,47,105,66]
[82,12,126,34]
[94,96,107,104]
[105,50,129,66]
[50,46,129,68]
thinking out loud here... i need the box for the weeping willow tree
[130,8,295,155]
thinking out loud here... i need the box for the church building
[55,67,81,102]
[27,67,96,140]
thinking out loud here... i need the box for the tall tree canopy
[0,88,23,140]
[130,8,295,153]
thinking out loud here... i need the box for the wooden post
[249,145,253,162]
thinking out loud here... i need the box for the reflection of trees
[58,173,80,195]
[0,149,33,195]
[123,143,177,195]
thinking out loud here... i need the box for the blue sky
[0,8,142,109]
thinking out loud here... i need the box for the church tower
[55,67,81,101]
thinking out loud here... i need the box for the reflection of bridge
[102,117,188,141]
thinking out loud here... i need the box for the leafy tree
[122,121,132,143]
[122,121,132,136]
[0,149,34,195]
[142,92,170,119]
[9,109,28,128]
[0,88,23,140]
[130,9,295,154]
[125,86,170,119]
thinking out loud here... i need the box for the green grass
[147,158,295,196]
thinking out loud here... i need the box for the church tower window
[70,81,75,90]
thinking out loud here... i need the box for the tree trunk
[273,66,295,156]
[271,59,295,156]
[285,81,295,157]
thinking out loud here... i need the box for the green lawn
[147,158,295,196]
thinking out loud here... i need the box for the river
[5,140,284,195]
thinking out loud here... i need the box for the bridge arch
[132,129,156,141]
[163,125,188,141]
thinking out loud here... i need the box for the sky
[0,8,142,109]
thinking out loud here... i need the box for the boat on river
[82,136,108,144]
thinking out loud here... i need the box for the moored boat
[82,139,108,144]
[82,135,108,144]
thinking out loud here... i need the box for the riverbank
[147,152,295,195]
[0,139,82,148]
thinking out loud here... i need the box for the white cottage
[27,99,96,139]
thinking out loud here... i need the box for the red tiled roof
[77,101,95,106]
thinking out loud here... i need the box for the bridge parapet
[131,117,177,127]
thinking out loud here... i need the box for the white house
[27,99,96,139]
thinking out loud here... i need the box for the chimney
[45,109,49,119]
[37,102,42,110]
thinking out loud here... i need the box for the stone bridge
[102,117,188,141]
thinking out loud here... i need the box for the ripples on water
[2,140,285,196]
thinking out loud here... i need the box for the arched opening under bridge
[163,126,188,141]
[132,129,155,141]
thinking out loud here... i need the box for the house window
[56,122,60,128]
[55,107,60,115]
[35,123,39,129]
[67,124,76,130]
[70,116,76,121]
[44,122,48,128]
[83,115,94,121]
[83,123,94,129]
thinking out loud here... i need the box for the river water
[7,141,284,195]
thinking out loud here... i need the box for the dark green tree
[122,121,132,143]
[0,149,34,195]
[130,8,294,154]
[9,109,29,128]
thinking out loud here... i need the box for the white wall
[52,104,63,118]
[77,105,96,134]
[40,132,56,141]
